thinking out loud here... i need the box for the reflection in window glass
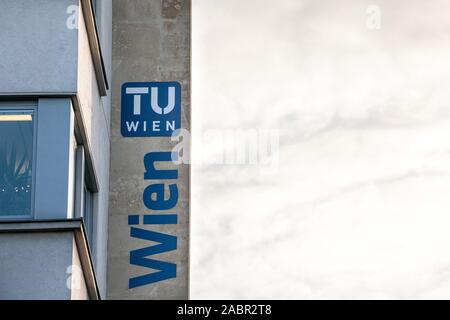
[0,111,34,216]
[84,185,94,247]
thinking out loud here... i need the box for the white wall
[76,1,112,298]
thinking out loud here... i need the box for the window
[92,0,99,25]
[0,110,35,217]
[74,143,95,250]
[84,184,94,246]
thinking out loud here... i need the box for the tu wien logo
[121,82,182,137]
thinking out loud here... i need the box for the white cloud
[191,0,450,299]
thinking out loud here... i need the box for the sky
[190,0,450,299]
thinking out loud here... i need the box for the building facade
[107,0,191,300]
[0,0,190,300]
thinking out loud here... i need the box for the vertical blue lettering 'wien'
[128,151,179,289]
[121,82,181,137]
[129,226,177,288]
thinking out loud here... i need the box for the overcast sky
[191,0,450,299]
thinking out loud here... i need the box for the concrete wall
[108,0,191,299]
[71,238,89,300]
[0,231,95,300]
[0,232,74,300]
[0,0,78,94]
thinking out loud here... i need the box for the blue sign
[121,82,181,137]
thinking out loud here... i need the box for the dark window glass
[84,185,94,247]
[92,0,98,18]
[0,111,34,216]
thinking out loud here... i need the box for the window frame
[74,134,96,252]
[0,101,38,220]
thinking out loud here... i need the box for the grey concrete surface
[71,237,89,300]
[108,0,190,299]
[0,232,74,300]
[0,0,78,94]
